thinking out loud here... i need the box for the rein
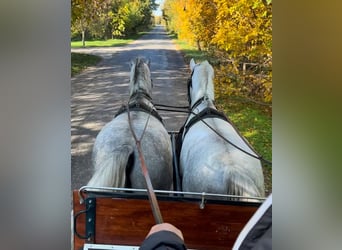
[183,106,229,139]
[182,65,273,166]
[181,97,272,166]
[127,102,164,224]
[154,95,272,166]
[193,109,272,166]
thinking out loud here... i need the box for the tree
[163,0,272,102]
[71,0,157,40]
[212,0,272,101]
[71,0,112,46]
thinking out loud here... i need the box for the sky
[153,0,164,16]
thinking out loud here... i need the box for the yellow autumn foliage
[163,0,272,103]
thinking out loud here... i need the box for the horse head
[129,57,152,97]
[188,58,215,108]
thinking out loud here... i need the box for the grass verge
[71,53,102,77]
[71,32,149,75]
[71,39,135,48]
[71,32,148,48]
[172,39,212,64]
[172,35,272,195]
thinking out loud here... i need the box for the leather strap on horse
[127,104,163,224]
[115,100,164,124]
[175,106,229,167]
[182,107,229,139]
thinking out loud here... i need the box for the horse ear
[190,58,196,71]
[146,58,151,67]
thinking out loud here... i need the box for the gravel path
[71,25,189,190]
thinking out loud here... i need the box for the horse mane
[129,57,152,96]
[202,61,215,101]
[193,60,215,103]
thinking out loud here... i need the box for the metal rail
[78,186,266,205]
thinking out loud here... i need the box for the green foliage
[71,0,156,40]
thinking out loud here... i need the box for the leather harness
[175,96,230,161]
[115,92,164,124]
[181,97,230,139]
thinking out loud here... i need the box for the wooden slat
[73,191,259,250]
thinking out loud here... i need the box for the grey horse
[179,59,265,199]
[87,57,173,190]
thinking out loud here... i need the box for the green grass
[71,53,102,76]
[172,39,211,63]
[71,32,148,48]
[71,39,135,48]
[216,98,272,163]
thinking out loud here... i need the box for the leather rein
[124,91,164,224]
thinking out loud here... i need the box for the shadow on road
[71,27,189,190]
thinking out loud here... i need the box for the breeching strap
[127,105,163,224]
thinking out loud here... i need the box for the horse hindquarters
[129,129,173,190]
[88,146,134,187]
[226,167,265,199]
[180,133,265,197]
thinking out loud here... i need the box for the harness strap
[126,104,164,224]
[175,107,229,167]
[115,100,164,124]
[190,96,205,110]
[183,108,229,138]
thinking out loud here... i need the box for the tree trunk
[196,40,202,51]
[82,30,85,48]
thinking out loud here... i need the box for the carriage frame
[73,131,265,250]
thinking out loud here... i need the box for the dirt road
[71,25,189,190]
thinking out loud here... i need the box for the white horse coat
[87,57,173,190]
[180,59,265,198]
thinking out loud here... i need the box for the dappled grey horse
[179,59,265,198]
[87,57,173,190]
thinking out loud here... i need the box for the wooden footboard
[73,189,261,250]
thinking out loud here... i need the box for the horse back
[180,118,264,197]
[91,112,173,190]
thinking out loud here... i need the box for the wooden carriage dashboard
[73,187,263,250]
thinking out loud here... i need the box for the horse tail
[227,169,264,201]
[88,146,134,187]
